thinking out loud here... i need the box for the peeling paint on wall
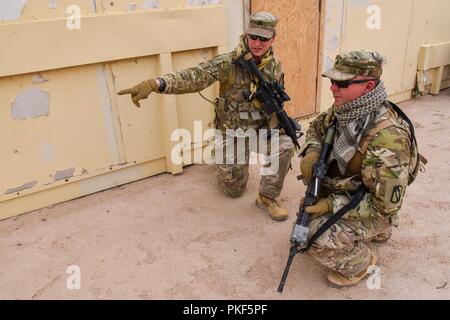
[48,0,57,9]
[327,33,340,51]
[319,0,345,111]
[348,0,370,8]
[90,0,97,13]
[322,0,344,71]
[11,88,50,120]
[32,74,49,84]
[325,32,340,70]
[200,49,209,60]
[324,56,335,74]
[128,2,138,11]
[0,0,28,21]
[40,142,54,164]
[142,0,160,9]
[97,66,120,165]
[75,167,89,176]
[54,168,75,181]
[187,0,221,6]
[5,180,37,195]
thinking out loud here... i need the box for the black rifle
[277,123,336,293]
[233,52,302,149]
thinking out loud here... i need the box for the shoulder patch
[391,185,404,204]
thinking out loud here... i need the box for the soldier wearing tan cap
[297,50,424,287]
[118,12,295,222]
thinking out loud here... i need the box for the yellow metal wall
[5,0,447,219]
[319,0,450,111]
[0,0,228,220]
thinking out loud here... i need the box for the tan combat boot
[372,229,392,243]
[255,194,288,221]
[326,253,378,288]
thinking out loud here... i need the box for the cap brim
[246,26,274,39]
[322,68,356,81]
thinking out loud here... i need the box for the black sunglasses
[248,34,272,42]
[331,79,379,89]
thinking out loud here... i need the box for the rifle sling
[301,184,367,253]
[300,102,409,252]
[387,100,416,143]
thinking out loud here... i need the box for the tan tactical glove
[304,197,333,218]
[300,149,320,184]
[117,79,159,108]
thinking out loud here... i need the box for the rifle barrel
[277,249,296,293]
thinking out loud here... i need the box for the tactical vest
[303,102,425,242]
[214,58,281,133]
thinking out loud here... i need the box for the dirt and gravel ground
[1,89,449,300]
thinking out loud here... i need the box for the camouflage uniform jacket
[159,46,283,132]
[301,103,412,224]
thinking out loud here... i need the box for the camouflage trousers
[215,132,294,199]
[307,213,392,277]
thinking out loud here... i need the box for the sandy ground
[1,89,449,300]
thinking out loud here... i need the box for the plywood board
[251,0,321,119]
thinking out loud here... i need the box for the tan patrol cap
[246,11,278,38]
[322,49,386,81]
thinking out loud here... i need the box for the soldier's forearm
[158,71,216,94]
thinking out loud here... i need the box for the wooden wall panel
[251,0,321,118]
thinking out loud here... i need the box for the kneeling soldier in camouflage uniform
[299,50,418,286]
[118,12,294,221]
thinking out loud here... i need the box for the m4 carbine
[277,124,336,293]
[233,52,302,149]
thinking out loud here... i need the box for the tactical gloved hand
[304,197,333,218]
[300,149,320,183]
[117,79,159,108]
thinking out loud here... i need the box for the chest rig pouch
[215,66,267,132]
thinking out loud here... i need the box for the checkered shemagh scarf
[330,81,388,174]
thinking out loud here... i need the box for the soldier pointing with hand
[118,12,296,222]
